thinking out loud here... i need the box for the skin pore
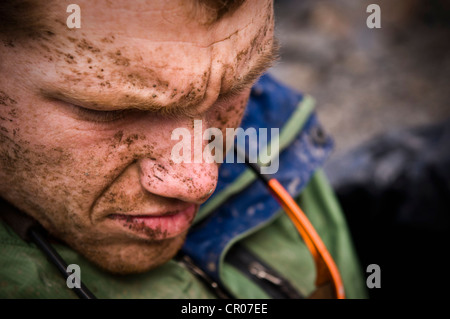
[0,0,276,274]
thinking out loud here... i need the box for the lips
[108,204,197,240]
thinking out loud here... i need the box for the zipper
[225,244,304,299]
[175,253,234,299]
[248,261,283,285]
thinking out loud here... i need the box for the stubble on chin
[68,232,188,274]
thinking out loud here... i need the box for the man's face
[0,0,275,273]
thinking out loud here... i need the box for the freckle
[152,84,156,88]
[152,94,157,98]
[101,69,104,72]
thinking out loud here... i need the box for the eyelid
[70,104,135,123]
[59,84,251,123]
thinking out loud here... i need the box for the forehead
[26,0,275,113]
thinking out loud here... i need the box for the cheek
[0,98,137,226]
[0,101,80,228]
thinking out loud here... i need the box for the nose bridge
[137,116,219,204]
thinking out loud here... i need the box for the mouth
[108,204,197,240]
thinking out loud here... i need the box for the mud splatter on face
[0,90,17,107]
[0,0,274,274]
[109,216,169,240]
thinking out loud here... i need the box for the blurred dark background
[270,0,450,299]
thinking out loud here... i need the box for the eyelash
[72,105,133,123]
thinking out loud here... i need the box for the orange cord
[267,179,345,299]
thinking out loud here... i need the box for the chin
[73,235,187,275]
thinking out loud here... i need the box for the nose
[137,118,219,204]
[139,159,218,204]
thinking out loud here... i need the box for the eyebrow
[43,37,279,116]
[216,37,280,102]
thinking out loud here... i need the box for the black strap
[0,199,96,299]
[175,252,235,299]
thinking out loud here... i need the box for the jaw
[69,233,188,274]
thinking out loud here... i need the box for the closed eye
[69,104,140,123]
